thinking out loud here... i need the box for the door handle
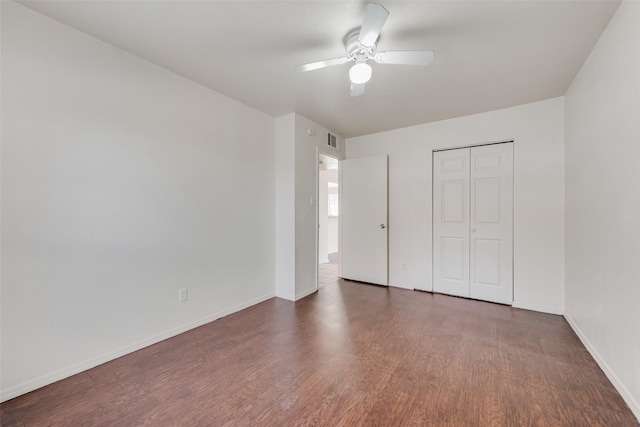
[380,224,386,229]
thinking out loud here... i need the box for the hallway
[318,252,339,288]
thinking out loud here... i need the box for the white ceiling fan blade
[297,57,349,72]
[374,50,435,66]
[358,3,389,47]
[350,83,365,97]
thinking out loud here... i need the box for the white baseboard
[0,292,275,403]
[512,301,564,315]
[564,313,640,422]
[388,282,414,290]
[295,287,317,301]
[275,290,295,301]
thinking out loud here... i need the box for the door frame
[317,151,341,290]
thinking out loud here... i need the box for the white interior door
[469,144,513,304]
[342,155,388,286]
[433,149,470,297]
[433,143,513,304]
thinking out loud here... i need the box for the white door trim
[317,151,341,288]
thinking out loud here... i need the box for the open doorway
[318,153,339,287]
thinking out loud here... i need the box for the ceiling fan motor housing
[345,29,375,58]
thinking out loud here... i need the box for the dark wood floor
[2,279,638,426]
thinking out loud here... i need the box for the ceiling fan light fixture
[296,3,434,97]
[349,62,372,84]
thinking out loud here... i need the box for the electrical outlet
[179,288,188,302]
[402,263,407,271]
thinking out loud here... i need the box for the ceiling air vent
[327,133,340,151]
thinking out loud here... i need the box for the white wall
[347,97,565,314]
[318,167,339,262]
[318,169,330,264]
[275,113,344,301]
[275,115,296,300]
[295,115,344,299]
[1,2,276,401]
[564,1,640,419]
[328,218,339,254]
[328,186,339,254]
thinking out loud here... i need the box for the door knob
[380,224,386,229]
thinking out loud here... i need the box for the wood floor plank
[2,279,638,426]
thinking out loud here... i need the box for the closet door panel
[469,144,513,304]
[433,149,470,297]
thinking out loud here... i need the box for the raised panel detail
[441,157,465,173]
[475,153,501,170]
[442,237,465,280]
[442,180,464,222]
[475,178,500,223]
[474,239,501,286]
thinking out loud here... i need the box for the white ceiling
[19,1,620,138]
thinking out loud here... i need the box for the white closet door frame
[432,141,513,304]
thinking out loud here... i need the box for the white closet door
[469,144,513,304]
[342,155,388,286]
[433,149,470,297]
[433,143,513,304]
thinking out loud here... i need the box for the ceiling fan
[297,3,435,97]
